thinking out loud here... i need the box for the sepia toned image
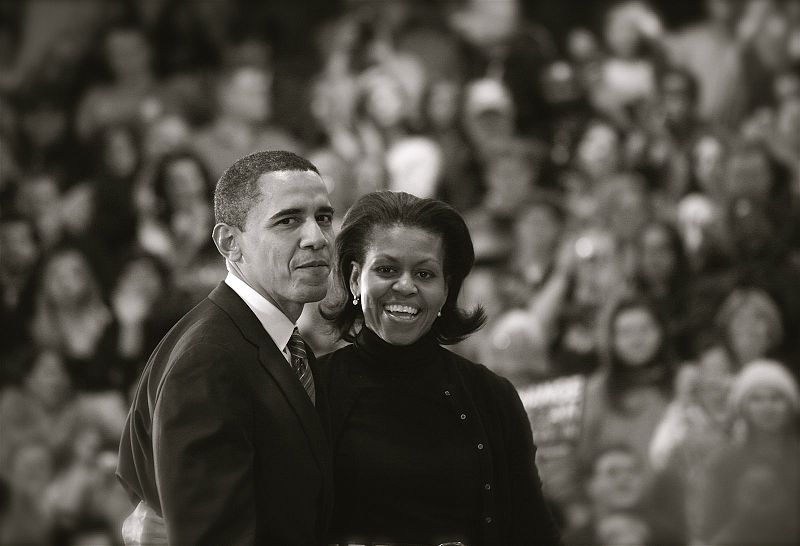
[0,0,798,545]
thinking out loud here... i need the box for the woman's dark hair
[601,292,675,413]
[152,149,214,224]
[320,191,486,344]
[634,219,690,311]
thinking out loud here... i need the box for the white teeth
[384,304,419,315]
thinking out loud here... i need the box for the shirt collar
[224,271,295,354]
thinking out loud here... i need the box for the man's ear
[212,223,242,262]
[349,262,361,300]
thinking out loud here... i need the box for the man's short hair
[214,150,320,229]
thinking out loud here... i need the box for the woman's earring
[353,296,360,306]
[437,310,442,317]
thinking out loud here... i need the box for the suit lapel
[208,283,331,478]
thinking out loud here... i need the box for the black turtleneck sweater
[316,327,562,546]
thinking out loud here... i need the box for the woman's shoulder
[440,346,518,396]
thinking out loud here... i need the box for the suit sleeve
[153,343,256,546]
[500,377,563,545]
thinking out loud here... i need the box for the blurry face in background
[104,127,138,177]
[220,67,271,123]
[706,0,740,26]
[365,74,407,129]
[728,304,775,364]
[613,307,662,367]
[693,135,725,196]
[639,224,676,284]
[0,220,38,273]
[573,229,621,305]
[541,61,582,105]
[43,250,94,306]
[165,158,208,209]
[468,110,515,154]
[427,79,460,129]
[576,122,619,180]
[743,385,792,433]
[484,153,535,217]
[143,114,191,159]
[25,350,72,410]
[449,0,519,51]
[589,450,646,511]
[105,28,151,80]
[606,183,649,241]
[514,203,562,257]
[605,9,640,58]
[118,257,163,304]
[698,346,734,411]
[351,225,448,346]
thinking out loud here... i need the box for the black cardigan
[316,329,561,546]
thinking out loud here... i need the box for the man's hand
[122,502,168,546]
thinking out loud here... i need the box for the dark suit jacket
[117,282,333,545]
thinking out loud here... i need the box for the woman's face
[743,385,792,433]
[165,158,207,207]
[640,224,676,283]
[351,225,448,346]
[613,307,662,366]
[44,251,93,305]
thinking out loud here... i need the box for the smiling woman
[317,191,562,545]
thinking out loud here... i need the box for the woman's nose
[393,273,417,294]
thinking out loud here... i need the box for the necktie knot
[288,328,315,405]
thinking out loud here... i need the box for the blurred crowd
[0,0,798,544]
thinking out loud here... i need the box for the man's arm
[153,343,256,545]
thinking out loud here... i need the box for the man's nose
[299,218,328,250]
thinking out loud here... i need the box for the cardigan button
[485,516,493,524]
[460,413,467,420]
[477,443,484,450]
[444,390,451,396]
[484,483,491,490]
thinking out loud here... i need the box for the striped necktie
[287,328,315,405]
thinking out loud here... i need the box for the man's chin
[294,285,329,304]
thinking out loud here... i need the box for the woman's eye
[376,266,394,274]
[317,214,333,225]
[417,271,433,280]
[276,217,298,226]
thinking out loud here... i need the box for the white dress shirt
[224,272,295,364]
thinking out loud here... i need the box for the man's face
[234,170,334,320]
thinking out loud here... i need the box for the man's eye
[376,266,395,274]
[276,218,298,226]
[317,214,333,225]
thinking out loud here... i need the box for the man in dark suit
[117,150,335,545]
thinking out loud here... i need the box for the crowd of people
[0,0,798,544]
